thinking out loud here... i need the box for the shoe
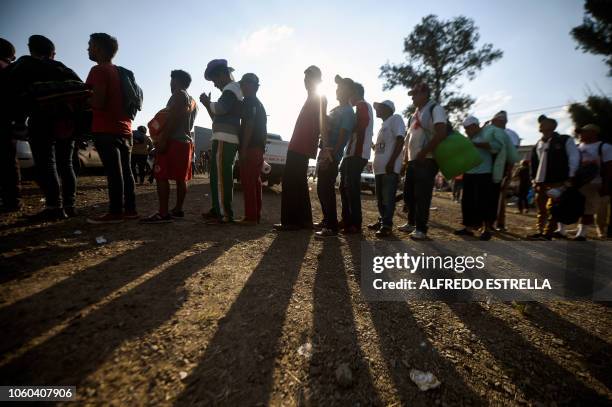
[64,207,78,218]
[367,221,381,230]
[398,223,415,234]
[123,211,140,220]
[479,231,492,241]
[375,226,392,237]
[313,221,326,230]
[273,223,301,231]
[341,225,361,234]
[139,213,173,224]
[527,232,546,240]
[338,219,346,229]
[170,208,185,218]
[315,228,338,238]
[204,216,231,225]
[454,228,474,236]
[87,213,124,224]
[571,235,587,241]
[236,218,257,226]
[495,226,507,232]
[552,231,567,239]
[28,208,67,222]
[202,210,219,220]
[410,230,427,240]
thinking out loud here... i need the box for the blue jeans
[29,136,76,209]
[375,173,399,227]
[94,134,136,215]
[340,156,367,227]
[403,159,438,233]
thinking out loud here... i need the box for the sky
[1,0,611,148]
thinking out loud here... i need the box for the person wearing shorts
[141,70,197,223]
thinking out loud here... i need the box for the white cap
[462,115,479,127]
[373,100,395,113]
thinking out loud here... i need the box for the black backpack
[116,66,143,120]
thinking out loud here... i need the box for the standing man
[400,83,447,240]
[339,82,373,234]
[491,110,520,231]
[200,59,243,224]
[86,33,137,224]
[274,65,326,231]
[528,115,580,240]
[237,73,267,225]
[454,116,501,241]
[571,124,611,240]
[514,160,531,214]
[131,126,153,185]
[367,100,405,237]
[0,38,20,213]
[314,75,355,238]
[142,70,197,223]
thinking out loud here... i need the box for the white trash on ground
[297,342,313,359]
[95,236,108,245]
[410,369,441,391]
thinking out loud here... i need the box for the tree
[380,14,503,120]
[571,0,612,76]
[568,95,612,143]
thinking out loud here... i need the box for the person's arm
[565,137,580,179]
[387,137,405,174]
[87,68,107,110]
[240,101,256,158]
[417,106,447,160]
[330,109,355,159]
[199,92,213,119]
[158,92,190,151]
[353,103,368,155]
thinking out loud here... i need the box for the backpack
[116,66,143,120]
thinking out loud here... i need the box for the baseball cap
[334,74,354,88]
[239,73,260,85]
[204,59,234,81]
[492,110,508,122]
[304,65,322,80]
[462,115,480,127]
[578,123,601,134]
[373,100,395,113]
[538,114,558,129]
[408,83,431,95]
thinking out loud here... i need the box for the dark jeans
[131,154,148,184]
[0,132,21,208]
[280,150,312,228]
[518,187,529,212]
[94,134,136,215]
[316,158,340,231]
[461,173,494,228]
[29,136,76,209]
[340,156,367,227]
[375,173,399,227]
[403,158,438,233]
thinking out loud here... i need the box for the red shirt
[288,95,323,158]
[86,63,132,136]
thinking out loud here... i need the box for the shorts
[154,139,193,181]
[580,182,602,215]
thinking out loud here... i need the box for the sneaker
[313,221,326,230]
[204,216,232,225]
[527,232,547,240]
[571,235,587,241]
[479,231,492,241]
[273,223,301,231]
[398,223,415,233]
[367,221,381,230]
[314,228,338,238]
[139,213,173,224]
[453,228,474,236]
[87,213,124,224]
[410,230,427,240]
[236,218,257,226]
[64,207,78,218]
[201,210,219,220]
[495,226,507,232]
[552,231,567,239]
[341,225,361,235]
[170,208,184,218]
[375,226,392,238]
[123,211,140,220]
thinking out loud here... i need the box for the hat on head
[578,123,601,134]
[334,74,354,88]
[462,115,480,127]
[304,65,322,80]
[493,110,508,122]
[538,114,558,129]
[408,82,431,95]
[239,73,260,86]
[373,100,395,113]
[204,59,234,81]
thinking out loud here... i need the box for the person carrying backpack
[86,33,140,224]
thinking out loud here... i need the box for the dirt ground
[0,174,611,406]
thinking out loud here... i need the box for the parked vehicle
[361,171,376,194]
[233,133,289,186]
[16,140,34,169]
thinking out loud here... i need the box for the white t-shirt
[505,128,520,147]
[373,114,406,175]
[578,141,612,184]
[406,100,447,161]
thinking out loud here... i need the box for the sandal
[140,213,173,224]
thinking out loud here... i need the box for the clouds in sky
[237,25,295,57]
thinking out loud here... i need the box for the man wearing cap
[401,82,447,240]
[237,73,267,225]
[339,82,373,233]
[314,75,355,238]
[367,100,405,237]
[528,115,580,239]
[454,116,503,240]
[200,59,243,224]
[491,110,520,231]
[571,124,612,240]
[274,65,326,231]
